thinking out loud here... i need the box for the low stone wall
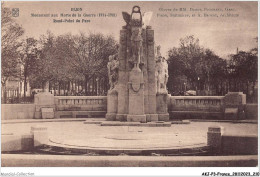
[221,135,258,155]
[207,126,258,156]
[1,104,35,120]
[1,134,33,152]
[245,104,258,120]
[169,96,225,119]
[54,96,107,118]
[1,93,255,120]
[55,96,107,111]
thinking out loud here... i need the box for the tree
[168,35,204,94]
[226,37,258,102]
[230,50,257,96]
[202,49,227,95]
[29,31,118,96]
[19,37,40,97]
[69,32,118,95]
[167,35,227,95]
[1,3,24,102]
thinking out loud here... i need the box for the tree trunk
[246,81,249,96]
[53,81,56,96]
[63,82,65,96]
[43,81,49,93]
[74,81,76,95]
[252,81,256,102]
[85,75,88,96]
[92,75,95,96]
[98,78,101,96]
[24,76,27,98]
[67,81,70,94]
[58,81,61,96]
[2,83,7,104]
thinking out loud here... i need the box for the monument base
[156,93,169,113]
[127,115,146,123]
[158,113,169,121]
[223,92,246,120]
[105,113,116,121]
[146,114,159,122]
[34,92,54,119]
[106,89,118,121]
[34,112,41,119]
[116,114,127,121]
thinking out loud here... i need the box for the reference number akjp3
[202,172,260,176]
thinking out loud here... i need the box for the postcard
[1,1,258,176]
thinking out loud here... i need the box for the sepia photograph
[1,0,258,176]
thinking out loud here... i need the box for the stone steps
[55,111,106,118]
[100,121,171,127]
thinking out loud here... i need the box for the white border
[1,0,259,176]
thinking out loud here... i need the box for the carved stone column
[146,26,158,121]
[115,28,128,121]
[127,65,146,122]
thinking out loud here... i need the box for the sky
[4,1,258,59]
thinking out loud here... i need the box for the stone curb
[1,118,102,124]
[100,121,171,127]
[2,118,257,124]
[2,154,257,167]
[171,120,190,124]
[40,143,210,155]
[190,119,258,124]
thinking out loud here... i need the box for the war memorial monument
[106,6,169,123]
[1,4,258,170]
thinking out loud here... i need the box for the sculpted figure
[156,45,161,58]
[155,56,162,93]
[107,55,119,90]
[122,9,153,29]
[107,55,113,89]
[122,6,153,69]
[122,12,131,27]
[155,47,168,93]
[130,27,143,67]
[162,57,169,91]
[128,6,145,68]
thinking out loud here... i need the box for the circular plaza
[2,119,257,155]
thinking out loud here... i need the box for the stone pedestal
[224,92,246,120]
[41,108,54,119]
[106,90,118,121]
[207,126,224,154]
[31,126,48,147]
[127,67,146,123]
[156,93,170,121]
[127,115,146,123]
[1,134,33,152]
[116,114,127,121]
[146,114,159,122]
[34,92,55,119]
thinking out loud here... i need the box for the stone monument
[34,81,55,119]
[106,6,169,122]
[223,92,246,119]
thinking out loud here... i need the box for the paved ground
[2,154,258,167]
[2,119,257,150]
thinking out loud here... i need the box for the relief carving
[108,54,119,90]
